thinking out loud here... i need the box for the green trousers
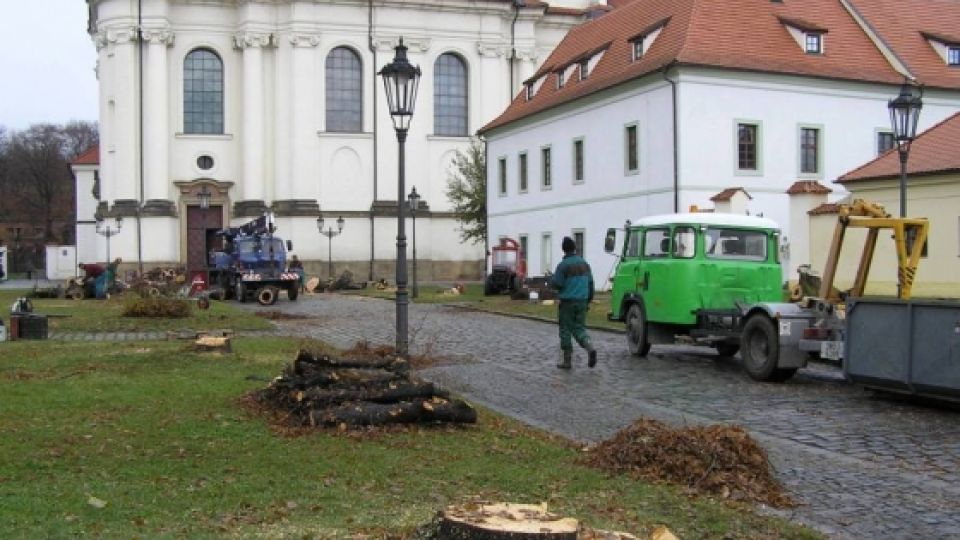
[558,300,593,352]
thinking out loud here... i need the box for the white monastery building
[78,0,596,280]
[480,0,960,285]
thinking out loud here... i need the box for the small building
[819,111,960,297]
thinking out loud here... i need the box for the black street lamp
[380,38,421,358]
[316,214,345,280]
[95,217,123,264]
[407,186,421,299]
[888,80,923,218]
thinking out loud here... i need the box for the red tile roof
[481,0,960,134]
[808,202,841,215]
[72,145,99,166]
[837,111,960,183]
[786,180,833,194]
[710,187,751,202]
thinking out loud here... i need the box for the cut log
[311,397,477,426]
[189,336,232,353]
[300,381,445,406]
[294,350,406,372]
[438,503,577,540]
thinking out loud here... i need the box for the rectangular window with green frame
[518,151,528,193]
[798,124,823,177]
[498,156,507,196]
[738,123,757,170]
[541,146,552,189]
[625,123,639,174]
[573,138,584,183]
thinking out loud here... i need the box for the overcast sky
[0,1,99,131]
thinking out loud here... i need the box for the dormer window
[805,33,822,54]
[632,40,644,61]
[579,59,589,81]
[920,32,960,66]
[779,17,827,55]
[628,17,669,63]
[949,46,960,66]
[525,84,534,101]
[557,70,565,89]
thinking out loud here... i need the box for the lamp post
[407,186,421,299]
[316,214,345,280]
[380,38,421,358]
[95,217,123,264]
[888,80,923,218]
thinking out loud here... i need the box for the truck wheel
[257,286,279,306]
[741,314,780,381]
[715,343,740,358]
[288,284,299,301]
[235,282,247,303]
[626,304,651,357]
[483,278,496,296]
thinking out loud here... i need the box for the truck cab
[605,213,783,359]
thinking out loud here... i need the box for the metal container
[845,297,960,402]
[17,314,48,340]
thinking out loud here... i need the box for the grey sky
[0,0,98,130]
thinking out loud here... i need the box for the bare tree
[6,124,77,243]
[61,120,99,160]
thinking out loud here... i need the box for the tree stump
[190,335,232,353]
[438,503,578,539]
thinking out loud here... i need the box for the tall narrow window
[738,123,758,170]
[519,235,528,269]
[183,48,224,134]
[625,124,638,172]
[498,157,507,196]
[573,139,584,183]
[632,41,644,61]
[541,147,552,188]
[519,152,528,192]
[325,47,362,132]
[579,59,589,81]
[541,233,552,273]
[877,131,895,155]
[434,53,468,136]
[800,127,820,174]
[573,230,585,256]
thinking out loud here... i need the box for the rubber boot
[588,348,598,368]
[557,350,572,369]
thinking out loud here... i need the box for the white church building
[480,0,960,285]
[78,0,596,281]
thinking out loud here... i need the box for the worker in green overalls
[550,237,598,369]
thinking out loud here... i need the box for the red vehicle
[484,238,526,295]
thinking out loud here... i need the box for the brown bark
[438,503,578,540]
[311,397,476,427]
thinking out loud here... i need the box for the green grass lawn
[0,337,820,538]
[0,289,272,334]
[342,283,623,331]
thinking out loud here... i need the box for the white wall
[45,246,78,281]
[0,246,7,281]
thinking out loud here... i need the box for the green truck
[604,213,798,381]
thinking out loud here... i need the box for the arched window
[183,48,224,134]
[325,47,363,132]
[433,53,468,136]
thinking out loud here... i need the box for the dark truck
[208,215,300,305]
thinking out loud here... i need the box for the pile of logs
[257,349,477,427]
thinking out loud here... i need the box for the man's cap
[561,236,576,254]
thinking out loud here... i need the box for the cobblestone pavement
[66,294,960,538]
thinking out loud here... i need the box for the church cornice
[373,36,430,53]
[234,31,274,49]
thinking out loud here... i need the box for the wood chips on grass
[581,418,795,508]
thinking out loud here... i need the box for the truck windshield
[704,228,768,261]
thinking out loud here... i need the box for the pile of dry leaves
[581,418,794,508]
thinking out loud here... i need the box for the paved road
[60,293,960,539]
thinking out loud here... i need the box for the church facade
[81,0,591,280]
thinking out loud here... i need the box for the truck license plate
[820,341,843,361]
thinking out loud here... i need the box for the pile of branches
[581,418,794,508]
[128,267,187,297]
[122,295,192,318]
[256,346,476,428]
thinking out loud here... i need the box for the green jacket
[550,254,594,303]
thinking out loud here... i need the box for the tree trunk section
[438,503,578,540]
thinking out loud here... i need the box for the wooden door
[186,205,223,271]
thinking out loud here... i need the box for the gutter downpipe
[367,0,377,281]
[510,1,521,96]
[661,62,679,213]
[136,0,145,274]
